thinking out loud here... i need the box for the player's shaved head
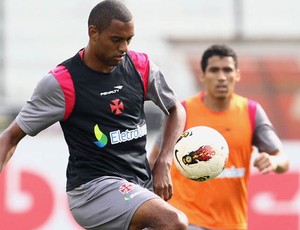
[88,0,133,32]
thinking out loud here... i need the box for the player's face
[201,55,240,100]
[89,19,134,72]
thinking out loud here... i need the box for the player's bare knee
[178,211,189,229]
[167,210,188,229]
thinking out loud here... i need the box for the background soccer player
[150,44,289,230]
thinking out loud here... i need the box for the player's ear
[199,72,205,83]
[88,25,99,41]
[235,69,241,82]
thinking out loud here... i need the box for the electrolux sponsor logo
[124,190,144,202]
[93,124,108,148]
[110,124,147,145]
[100,85,123,96]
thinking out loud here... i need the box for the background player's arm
[253,150,289,174]
[252,104,289,174]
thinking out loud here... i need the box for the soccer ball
[173,126,229,182]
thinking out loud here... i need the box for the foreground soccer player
[0,1,188,229]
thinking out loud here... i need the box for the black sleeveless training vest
[59,52,152,191]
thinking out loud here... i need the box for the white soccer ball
[173,126,229,182]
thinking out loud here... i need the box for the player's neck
[83,46,114,73]
[202,94,232,112]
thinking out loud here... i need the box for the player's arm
[0,121,26,173]
[145,61,186,200]
[153,101,185,200]
[148,114,164,170]
[253,150,289,174]
[148,138,160,170]
[0,72,66,173]
[252,104,289,174]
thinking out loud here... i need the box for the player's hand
[253,152,278,174]
[151,158,173,201]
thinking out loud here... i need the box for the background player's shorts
[67,176,159,230]
[188,225,210,230]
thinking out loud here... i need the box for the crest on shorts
[119,183,133,194]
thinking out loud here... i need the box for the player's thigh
[129,197,188,230]
[69,176,158,230]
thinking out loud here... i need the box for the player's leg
[129,197,188,230]
[68,176,188,229]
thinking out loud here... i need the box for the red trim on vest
[127,50,149,97]
[248,99,257,133]
[50,65,75,120]
[79,49,84,59]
